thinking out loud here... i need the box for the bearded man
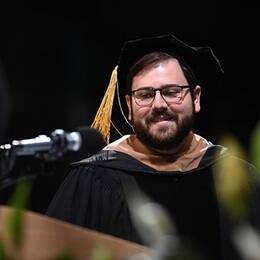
[47,35,260,260]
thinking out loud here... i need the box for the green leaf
[250,121,260,172]
[89,244,112,260]
[214,134,251,221]
[9,179,32,209]
[7,179,32,248]
[0,240,6,260]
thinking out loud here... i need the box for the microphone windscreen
[75,126,106,158]
[55,126,106,163]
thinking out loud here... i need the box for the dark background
[0,2,259,213]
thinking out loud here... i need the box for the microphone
[0,126,106,161]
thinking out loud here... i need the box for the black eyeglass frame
[129,85,192,106]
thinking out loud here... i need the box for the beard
[131,108,195,154]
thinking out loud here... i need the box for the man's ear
[125,95,132,121]
[193,85,201,113]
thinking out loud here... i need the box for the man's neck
[104,132,210,172]
[129,132,194,158]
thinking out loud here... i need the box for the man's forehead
[132,60,188,88]
[134,58,181,76]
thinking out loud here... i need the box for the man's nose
[152,91,168,108]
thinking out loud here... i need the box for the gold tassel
[91,66,118,144]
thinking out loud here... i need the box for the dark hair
[125,52,198,98]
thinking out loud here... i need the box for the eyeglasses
[130,85,191,106]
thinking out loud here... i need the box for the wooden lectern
[0,206,152,260]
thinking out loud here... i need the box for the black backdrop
[0,2,259,213]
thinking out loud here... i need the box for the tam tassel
[91,66,118,144]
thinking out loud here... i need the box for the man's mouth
[151,114,174,123]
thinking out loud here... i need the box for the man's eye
[137,91,153,99]
[164,89,180,97]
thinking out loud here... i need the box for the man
[47,35,260,260]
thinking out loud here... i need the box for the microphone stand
[0,146,68,190]
[0,145,17,181]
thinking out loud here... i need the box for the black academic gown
[46,145,260,260]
